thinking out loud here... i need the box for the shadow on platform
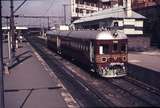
[8,50,32,69]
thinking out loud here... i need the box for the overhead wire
[43,0,55,16]
[42,0,56,28]
[14,0,28,13]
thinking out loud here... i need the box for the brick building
[117,0,160,9]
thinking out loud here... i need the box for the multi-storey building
[70,0,101,22]
[133,0,160,9]
[69,0,160,23]
[117,0,160,9]
[67,0,119,24]
[131,0,160,47]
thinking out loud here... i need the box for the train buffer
[3,40,78,108]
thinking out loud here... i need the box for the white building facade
[65,0,117,24]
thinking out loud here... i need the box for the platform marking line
[128,59,141,63]
[29,42,80,108]
[140,52,160,56]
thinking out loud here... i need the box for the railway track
[27,36,160,107]
[107,77,160,106]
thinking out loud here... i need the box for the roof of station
[73,6,146,24]
[2,26,28,30]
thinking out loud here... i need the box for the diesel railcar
[46,30,128,77]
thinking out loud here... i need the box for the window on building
[86,10,90,14]
[76,0,79,4]
[76,8,79,13]
[96,3,98,7]
[114,22,119,27]
[86,2,89,5]
[80,0,84,4]
[91,11,94,13]
[91,3,94,6]
[80,9,83,13]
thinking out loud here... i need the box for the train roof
[46,30,127,40]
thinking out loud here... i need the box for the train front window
[99,44,109,54]
[121,43,127,53]
[113,43,118,52]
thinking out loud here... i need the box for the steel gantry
[0,0,5,108]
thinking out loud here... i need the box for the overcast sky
[2,0,70,27]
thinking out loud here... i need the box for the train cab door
[90,41,97,72]
[89,41,95,63]
[57,36,61,54]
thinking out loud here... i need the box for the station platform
[128,49,160,72]
[3,40,78,108]
[128,49,160,89]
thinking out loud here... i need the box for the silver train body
[46,30,128,77]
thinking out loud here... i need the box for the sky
[2,0,70,27]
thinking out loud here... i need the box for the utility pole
[47,16,50,30]
[63,4,73,25]
[63,4,66,25]
[4,16,11,62]
[10,0,16,65]
[0,0,5,107]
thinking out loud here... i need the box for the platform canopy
[73,6,146,24]
[2,26,28,30]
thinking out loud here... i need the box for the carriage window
[99,45,109,54]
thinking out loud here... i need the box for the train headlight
[123,66,125,70]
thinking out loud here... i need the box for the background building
[2,0,160,48]
[72,0,160,49]
[73,4,149,51]
[65,0,105,24]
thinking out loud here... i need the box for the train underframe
[96,63,127,78]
